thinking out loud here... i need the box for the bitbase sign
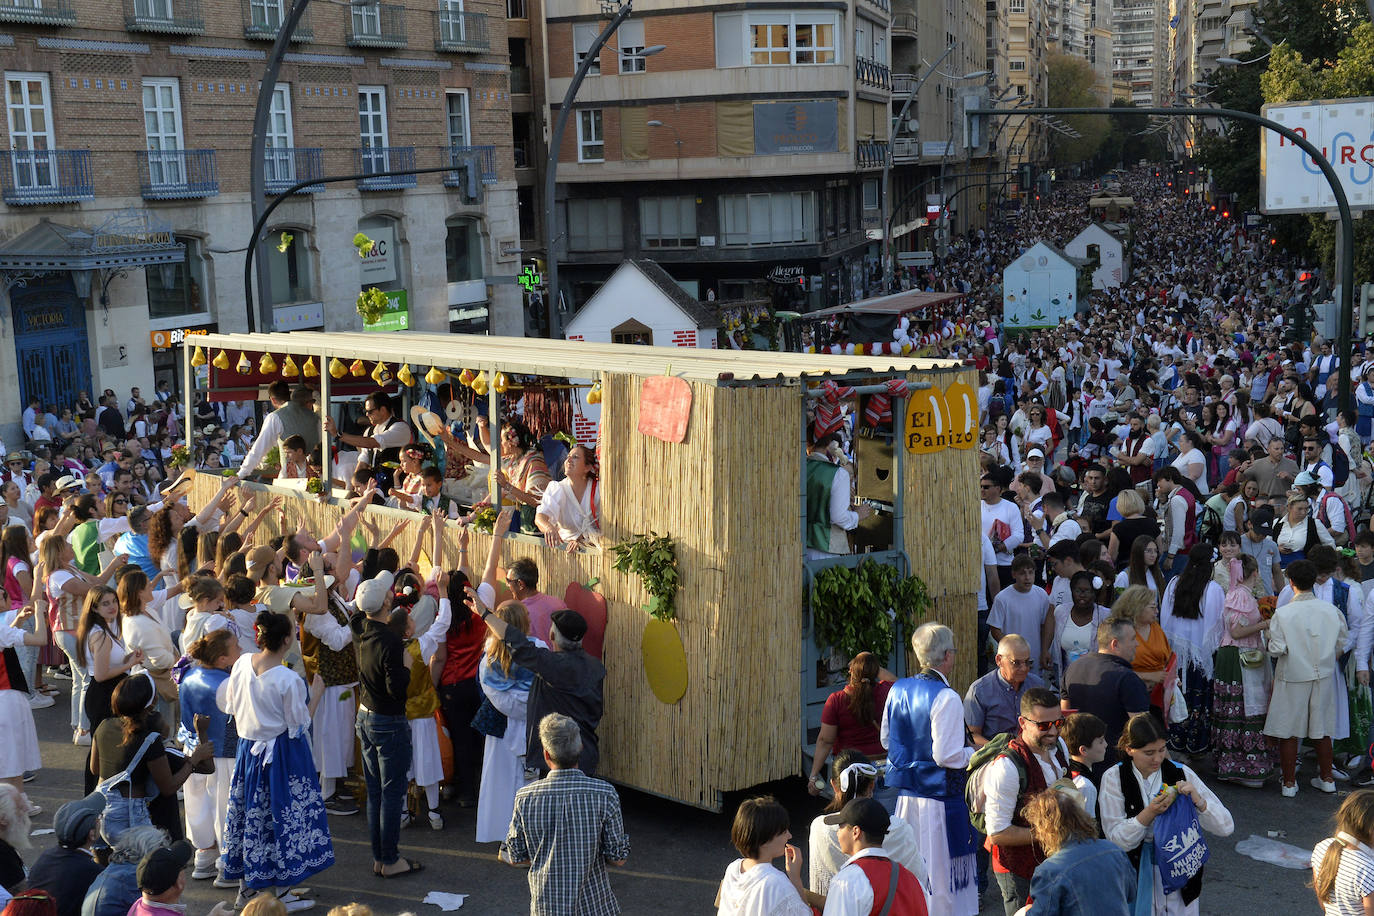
[1260,98,1374,214]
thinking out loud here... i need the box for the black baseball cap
[550,609,588,642]
[821,797,890,839]
[137,840,193,895]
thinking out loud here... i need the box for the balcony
[348,2,406,48]
[138,149,218,200]
[510,64,531,93]
[512,139,530,169]
[263,147,324,194]
[356,146,417,191]
[891,137,920,162]
[861,0,889,11]
[242,0,311,42]
[0,0,75,25]
[856,57,891,91]
[857,139,887,169]
[435,9,488,52]
[891,11,916,37]
[444,145,497,185]
[0,150,93,205]
[124,0,203,34]
[892,72,924,95]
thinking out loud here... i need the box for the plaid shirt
[503,768,631,916]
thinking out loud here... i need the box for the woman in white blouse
[535,445,600,551]
[1100,713,1234,915]
[1170,430,1210,496]
[1274,492,1335,568]
[1159,544,1226,757]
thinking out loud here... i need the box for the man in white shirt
[983,687,1068,916]
[326,390,412,493]
[803,433,872,560]
[21,397,40,441]
[981,474,1024,590]
[820,798,927,916]
[988,555,1052,675]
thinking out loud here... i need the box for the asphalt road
[21,696,1335,915]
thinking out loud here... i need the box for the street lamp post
[646,119,683,180]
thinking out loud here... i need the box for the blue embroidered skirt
[221,732,335,889]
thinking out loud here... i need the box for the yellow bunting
[457,368,474,387]
[397,364,415,387]
[258,352,277,374]
[586,379,602,404]
[371,361,392,385]
[350,359,366,378]
[471,370,489,395]
[190,346,207,367]
[235,352,252,375]
[493,372,509,393]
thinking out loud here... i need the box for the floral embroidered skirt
[222,732,335,889]
[1211,645,1276,779]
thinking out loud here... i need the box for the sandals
[378,858,424,879]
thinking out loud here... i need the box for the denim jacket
[1026,838,1135,915]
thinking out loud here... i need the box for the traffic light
[1222,209,1230,218]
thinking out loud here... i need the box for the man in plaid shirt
[501,714,631,915]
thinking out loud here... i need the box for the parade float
[180,331,980,810]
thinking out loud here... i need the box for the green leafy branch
[610,532,680,622]
[810,559,931,664]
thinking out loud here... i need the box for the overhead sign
[1260,98,1374,214]
[897,251,935,266]
[358,224,398,284]
[149,327,209,351]
[753,101,839,155]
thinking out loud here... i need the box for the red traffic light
[1222,210,1230,218]
[1210,205,1216,211]
[1184,188,1190,195]
[1270,238,1277,245]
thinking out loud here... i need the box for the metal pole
[972,104,1358,414]
[881,44,957,292]
[318,346,331,487]
[248,0,311,335]
[545,0,635,337]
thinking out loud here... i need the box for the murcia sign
[1261,97,1374,214]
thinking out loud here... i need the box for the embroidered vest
[403,638,439,720]
[853,857,925,916]
[1117,759,1203,905]
[885,671,967,800]
[301,597,359,687]
[805,457,842,553]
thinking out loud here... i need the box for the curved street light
[1217,50,1272,65]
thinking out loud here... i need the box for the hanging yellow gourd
[236,352,252,375]
[397,364,415,387]
[190,346,207,367]
[328,357,347,379]
[212,349,231,370]
[350,359,367,378]
[457,368,475,387]
[493,372,509,394]
[258,352,277,374]
[425,366,446,385]
[281,355,299,378]
[303,357,319,378]
[371,361,392,385]
[471,370,489,395]
[586,379,602,404]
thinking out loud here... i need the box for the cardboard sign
[638,375,692,443]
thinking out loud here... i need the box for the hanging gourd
[190,346,207,367]
[212,349,231,370]
[586,379,603,404]
[425,366,446,385]
[371,361,392,385]
[328,357,347,379]
[458,368,475,387]
[350,359,367,378]
[493,372,509,394]
[258,352,277,374]
[281,355,299,378]
[303,357,319,378]
[397,364,415,387]
[236,352,252,375]
[471,370,489,395]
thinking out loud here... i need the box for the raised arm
[482,507,516,594]
[404,513,432,572]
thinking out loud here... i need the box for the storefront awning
[0,210,184,274]
[806,290,966,319]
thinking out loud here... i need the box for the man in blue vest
[805,433,871,560]
[882,622,977,916]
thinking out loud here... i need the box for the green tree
[1257,0,1368,63]
[1094,99,1166,171]
[1046,52,1109,167]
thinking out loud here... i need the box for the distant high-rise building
[1113,0,1168,106]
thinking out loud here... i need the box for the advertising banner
[1260,98,1374,214]
[754,101,839,155]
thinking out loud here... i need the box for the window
[445,217,483,283]
[266,229,313,304]
[574,23,600,75]
[747,12,838,66]
[136,0,173,20]
[445,90,469,147]
[4,72,55,191]
[863,179,878,211]
[142,78,185,186]
[1010,0,1025,11]
[576,109,603,162]
[618,20,646,73]
[351,0,380,35]
[146,236,207,321]
[358,85,389,173]
[264,85,294,184]
[719,191,817,246]
[1009,57,1027,71]
[612,319,653,346]
[567,198,622,251]
[249,0,284,30]
[640,196,696,249]
[506,0,524,18]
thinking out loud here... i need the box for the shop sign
[767,265,806,284]
[754,101,839,155]
[149,327,209,351]
[19,307,69,333]
[904,381,977,454]
[363,289,409,332]
[358,224,398,284]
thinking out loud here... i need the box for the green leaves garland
[356,287,389,325]
[610,532,680,622]
[810,559,931,664]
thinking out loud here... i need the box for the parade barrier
[184,332,980,810]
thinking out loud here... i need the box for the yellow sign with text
[904,383,977,453]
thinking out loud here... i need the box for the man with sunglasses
[327,390,411,494]
[980,688,1069,916]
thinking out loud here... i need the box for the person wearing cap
[129,840,231,916]
[1240,507,1283,597]
[470,576,607,778]
[325,390,411,494]
[1296,468,1355,548]
[23,793,105,916]
[236,382,319,483]
[349,569,421,878]
[820,797,927,916]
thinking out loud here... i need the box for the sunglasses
[1022,717,1064,732]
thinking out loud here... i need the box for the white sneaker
[73,731,91,747]
[213,874,237,889]
[428,810,444,830]
[28,693,54,709]
[1280,782,1299,798]
[1331,766,1351,782]
[192,850,218,880]
[1311,777,1338,794]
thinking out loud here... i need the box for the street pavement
[22,697,1335,914]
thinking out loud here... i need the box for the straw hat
[410,405,445,446]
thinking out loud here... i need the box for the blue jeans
[57,630,90,732]
[356,708,412,866]
[1168,552,1189,581]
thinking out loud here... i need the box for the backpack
[1318,492,1356,546]
[1331,448,1350,487]
[966,733,1026,834]
[1196,502,1224,547]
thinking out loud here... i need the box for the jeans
[994,870,1031,916]
[57,630,90,732]
[356,708,412,866]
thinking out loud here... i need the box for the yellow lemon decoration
[458,368,475,387]
[303,357,319,378]
[471,370,489,396]
[212,349,230,370]
[350,359,366,378]
[425,366,446,385]
[641,618,688,705]
[371,361,391,385]
[493,372,509,394]
[236,352,252,375]
[586,380,602,405]
[258,352,277,374]
[397,364,415,387]
[854,343,865,355]
[281,355,299,378]
[190,346,207,367]
[328,357,347,379]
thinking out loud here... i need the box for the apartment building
[1047,0,1113,101]
[0,0,518,433]
[1003,0,1047,165]
[1112,0,1168,105]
